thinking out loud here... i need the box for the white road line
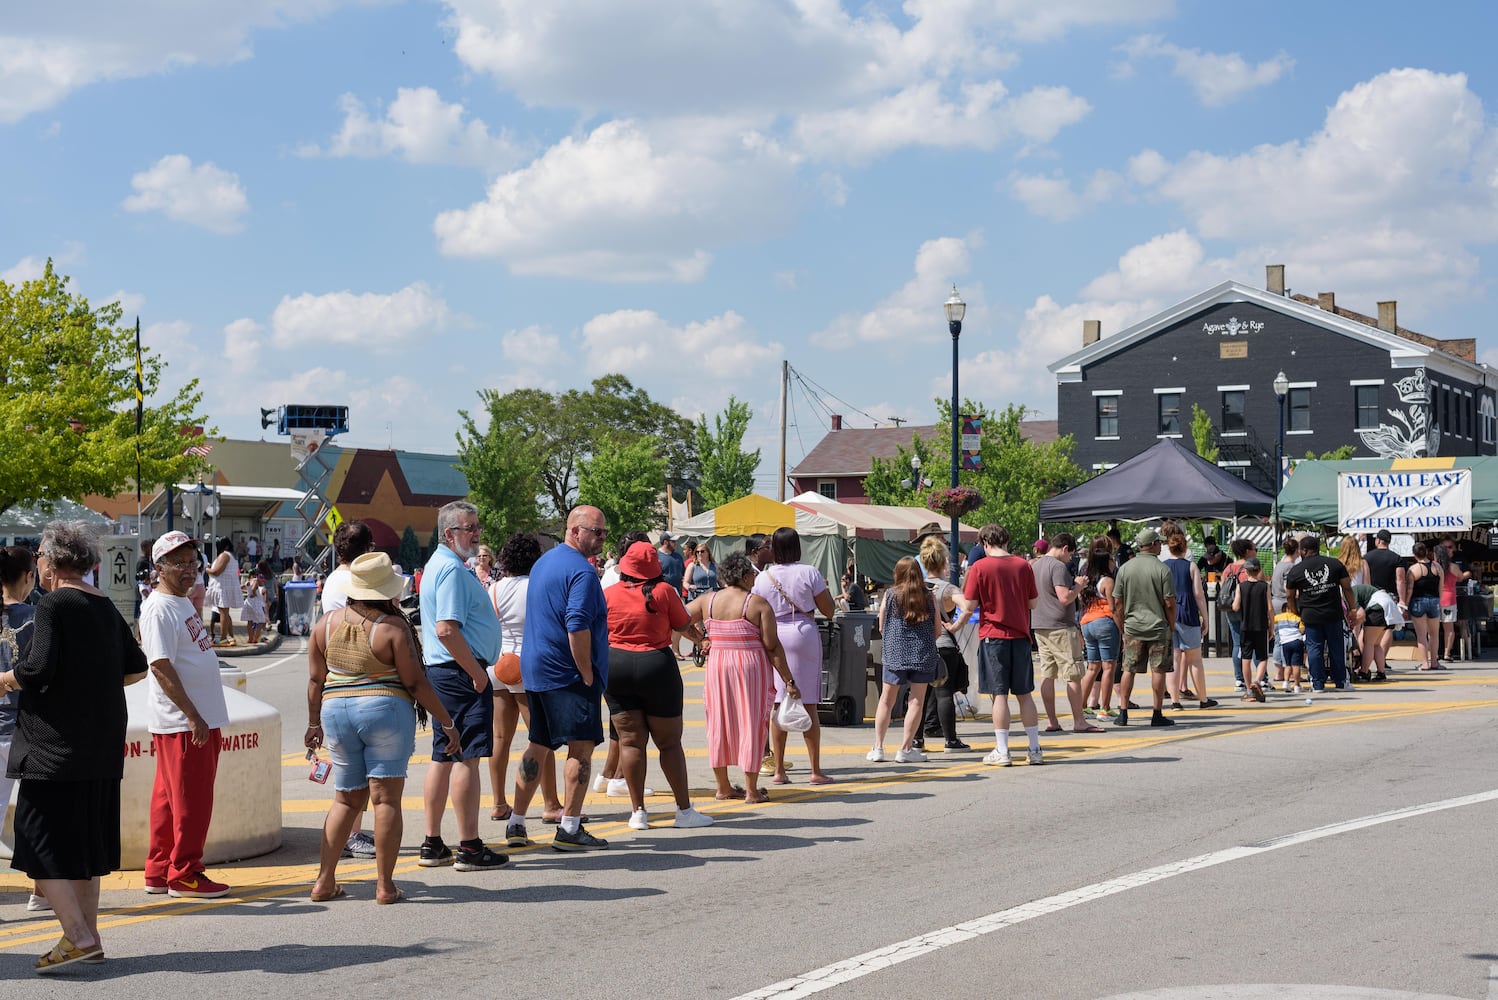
[733,788,1498,1000]
[243,640,308,675]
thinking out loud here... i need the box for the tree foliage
[426,524,440,562]
[0,261,208,514]
[398,525,421,571]
[455,417,544,540]
[1190,403,1219,463]
[577,435,667,543]
[864,433,941,507]
[693,395,760,510]
[460,374,694,529]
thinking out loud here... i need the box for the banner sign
[1336,469,1471,532]
[960,414,983,471]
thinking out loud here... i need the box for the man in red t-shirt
[957,524,1040,767]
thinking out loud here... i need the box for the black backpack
[1219,565,1240,611]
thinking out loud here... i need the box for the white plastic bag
[776,695,813,733]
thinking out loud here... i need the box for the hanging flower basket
[925,486,983,519]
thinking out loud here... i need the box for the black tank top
[1410,560,1440,599]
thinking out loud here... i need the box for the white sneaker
[865,746,886,762]
[591,774,608,793]
[1027,747,1044,766]
[894,747,927,763]
[983,748,1013,767]
[627,808,650,831]
[674,807,714,829]
[26,894,51,912]
[607,778,655,797]
[1233,680,1245,691]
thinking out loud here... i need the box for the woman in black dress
[0,522,148,973]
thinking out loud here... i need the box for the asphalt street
[4,642,1496,999]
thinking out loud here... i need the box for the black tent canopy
[1039,438,1275,522]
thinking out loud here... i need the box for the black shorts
[528,680,605,750]
[604,647,684,718]
[1364,605,1388,628]
[1238,628,1269,664]
[977,638,1034,696]
[428,662,494,761]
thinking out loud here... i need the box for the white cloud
[304,87,524,169]
[0,1,363,123]
[1,256,46,284]
[1080,230,1233,300]
[1119,34,1293,107]
[270,281,452,348]
[104,289,146,317]
[433,118,797,282]
[500,325,560,367]
[1007,169,1125,220]
[223,318,264,370]
[812,235,977,348]
[579,309,781,382]
[122,154,249,234]
[142,319,194,355]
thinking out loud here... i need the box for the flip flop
[1042,725,1064,733]
[744,790,771,804]
[1072,724,1106,733]
[309,885,347,902]
[376,887,404,905]
[36,936,103,974]
[490,805,513,821]
[714,786,746,800]
[770,774,791,785]
[807,775,835,786]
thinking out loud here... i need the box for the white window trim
[1287,381,1317,389]
[1349,379,1385,386]
[816,479,837,500]
[1091,463,1118,471]
[1154,386,1185,395]
[1217,460,1251,467]
[1217,384,1250,392]
[1091,389,1123,396]
[1286,429,1314,435]
[1220,431,1247,438]
[1156,433,1183,439]
[1094,435,1120,441]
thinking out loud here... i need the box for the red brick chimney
[831,414,842,431]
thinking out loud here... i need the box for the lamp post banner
[961,414,983,471]
[1336,469,1471,532]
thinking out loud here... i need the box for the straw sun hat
[345,552,405,601]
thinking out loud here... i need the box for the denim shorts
[977,638,1034,696]
[1081,618,1120,663]
[321,695,417,792]
[528,679,606,750]
[1408,595,1441,619]
[1172,623,1203,650]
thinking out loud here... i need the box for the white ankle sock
[1024,725,1039,750]
[560,815,581,834]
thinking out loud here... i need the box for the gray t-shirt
[1271,556,1296,613]
[1030,554,1078,630]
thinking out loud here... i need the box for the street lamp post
[945,285,966,585]
[1273,370,1289,547]
[900,454,929,493]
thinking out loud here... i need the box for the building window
[1288,388,1311,432]
[817,480,837,500]
[1096,395,1119,437]
[1221,390,1245,434]
[1158,393,1181,435]
[1355,385,1380,429]
[1480,395,1495,445]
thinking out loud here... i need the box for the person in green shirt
[1110,527,1177,728]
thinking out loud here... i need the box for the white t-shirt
[140,591,230,734]
[488,575,528,656]
[322,566,352,612]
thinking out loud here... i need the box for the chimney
[831,414,842,431]
[1082,319,1101,346]
[1317,292,1336,312]
[1378,301,1398,332]
[1265,264,1285,295]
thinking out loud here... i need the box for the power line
[788,364,892,428]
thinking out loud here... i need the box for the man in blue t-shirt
[417,501,507,872]
[507,505,611,852]
[658,533,685,593]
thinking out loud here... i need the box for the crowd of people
[0,506,1481,972]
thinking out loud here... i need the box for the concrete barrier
[1,680,282,869]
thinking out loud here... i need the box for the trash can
[282,580,318,636]
[817,612,875,726]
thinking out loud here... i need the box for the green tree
[864,433,941,507]
[0,260,208,513]
[1306,445,1356,460]
[577,435,667,540]
[398,525,421,569]
[426,525,440,561]
[693,396,760,509]
[456,417,544,540]
[463,374,695,527]
[1190,403,1219,463]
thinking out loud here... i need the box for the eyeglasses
[159,557,199,570]
[576,525,609,539]
[449,524,481,535]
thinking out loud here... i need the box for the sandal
[542,812,590,825]
[309,885,347,903]
[714,786,746,800]
[770,774,790,785]
[36,936,103,974]
[807,774,835,786]
[744,789,770,804]
[376,887,404,905]
[490,805,513,822]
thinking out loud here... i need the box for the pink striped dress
[703,592,774,772]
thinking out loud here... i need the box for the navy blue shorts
[427,662,494,761]
[977,638,1034,696]
[528,680,605,750]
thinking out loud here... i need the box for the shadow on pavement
[1,941,452,979]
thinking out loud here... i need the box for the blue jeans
[1303,621,1347,691]
[1224,613,1243,682]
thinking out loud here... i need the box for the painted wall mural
[1357,367,1439,459]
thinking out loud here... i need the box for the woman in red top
[604,541,714,831]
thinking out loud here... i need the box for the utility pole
[778,359,788,501]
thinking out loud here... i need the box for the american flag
[183,441,213,458]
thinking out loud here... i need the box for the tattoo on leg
[520,756,539,784]
[575,759,591,784]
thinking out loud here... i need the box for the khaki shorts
[1121,635,1173,674]
[1034,627,1084,681]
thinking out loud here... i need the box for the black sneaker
[911,737,926,751]
[454,845,510,871]
[1115,708,1129,727]
[943,739,972,752]
[552,825,609,852]
[418,841,454,867]
[504,821,531,847]
[1150,712,1176,727]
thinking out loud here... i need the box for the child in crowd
[1273,605,1307,693]
[242,573,268,644]
[1233,557,1271,701]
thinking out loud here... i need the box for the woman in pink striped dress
[687,552,795,804]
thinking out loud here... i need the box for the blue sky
[5,1,1498,497]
